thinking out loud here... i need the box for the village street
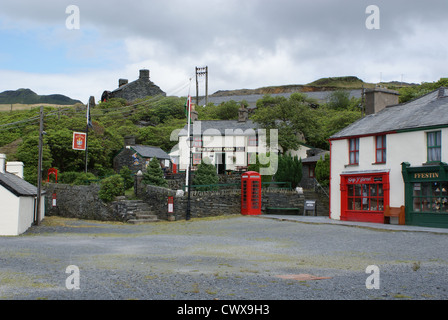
[1,214,448,303]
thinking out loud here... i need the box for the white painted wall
[0,186,20,236]
[330,128,448,221]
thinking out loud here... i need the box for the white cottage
[0,154,45,236]
[329,87,448,228]
[174,107,311,175]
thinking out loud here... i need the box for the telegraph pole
[195,66,208,106]
[35,105,44,226]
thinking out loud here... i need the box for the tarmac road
[1,214,448,301]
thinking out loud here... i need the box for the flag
[87,101,93,128]
[184,95,192,123]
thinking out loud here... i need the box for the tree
[119,166,134,190]
[251,93,319,153]
[315,153,330,187]
[192,160,219,191]
[142,157,168,188]
[274,154,302,188]
[16,134,53,185]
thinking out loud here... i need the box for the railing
[313,178,330,198]
[182,181,293,192]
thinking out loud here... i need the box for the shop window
[347,183,384,212]
[375,135,386,164]
[412,182,448,213]
[427,131,441,163]
[349,138,359,165]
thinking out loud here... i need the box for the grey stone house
[113,137,171,174]
[102,69,166,102]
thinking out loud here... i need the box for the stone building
[113,136,171,174]
[102,69,166,103]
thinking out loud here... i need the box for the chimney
[0,154,5,174]
[365,87,399,115]
[139,69,150,80]
[119,79,129,87]
[238,105,249,122]
[6,162,24,179]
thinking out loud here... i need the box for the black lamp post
[186,136,193,221]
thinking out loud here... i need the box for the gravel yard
[1,214,448,301]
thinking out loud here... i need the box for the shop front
[402,162,448,229]
[340,171,390,223]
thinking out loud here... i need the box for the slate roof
[330,88,448,140]
[129,145,171,160]
[178,120,259,136]
[0,172,39,197]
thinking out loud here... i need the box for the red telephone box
[241,171,262,215]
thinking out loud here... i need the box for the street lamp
[186,135,193,221]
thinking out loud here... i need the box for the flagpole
[85,100,90,174]
[185,79,192,193]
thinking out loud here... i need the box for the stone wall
[43,178,305,222]
[44,183,121,221]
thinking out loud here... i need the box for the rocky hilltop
[211,76,416,97]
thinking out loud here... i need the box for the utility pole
[195,66,208,106]
[35,105,44,226]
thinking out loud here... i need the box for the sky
[0,0,447,104]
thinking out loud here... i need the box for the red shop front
[340,171,390,223]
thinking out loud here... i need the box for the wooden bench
[266,207,300,215]
[384,205,405,225]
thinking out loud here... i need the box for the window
[412,182,448,213]
[192,137,202,148]
[248,135,258,146]
[247,152,257,165]
[427,131,441,162]
[349,138,359,165]
[375,135,386,164]
[347,183,384,212]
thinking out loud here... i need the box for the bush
[98,174,125,202]
[315,153,330,187]
[59,171,97,185]
[119,166,134,190]
[142,158,168,188]
[192,161,219,191]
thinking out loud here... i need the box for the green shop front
[402,162,448,228]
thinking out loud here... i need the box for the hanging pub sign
[72,132,87,151]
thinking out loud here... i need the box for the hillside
[211,76,417,97]
[0,88,82,105]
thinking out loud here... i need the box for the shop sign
[72,132,86,150]
[413,172,439,179]
[195,147,245,153]
[347,176,373,184]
